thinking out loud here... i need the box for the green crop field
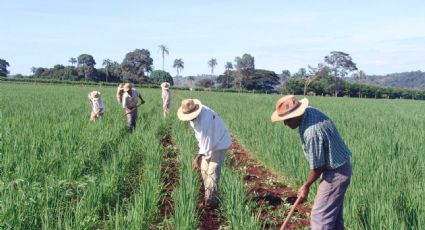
[1,83,424,229]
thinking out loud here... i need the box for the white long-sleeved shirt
[190,106,232,159]
[88,94,105,114]
[162,89,171,109]
[122,89,139,109]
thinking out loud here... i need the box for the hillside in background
[361,70,425,89]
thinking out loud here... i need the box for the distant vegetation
[1,48,425,100]
[360,71,425,89]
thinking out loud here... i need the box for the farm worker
[116,83,124,104]
[87,91,105,122]
[122,83,145,133]
[160,82,171,118]
[271,95,352,230]
[177,99,232,209]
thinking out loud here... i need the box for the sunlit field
[1,83,423,229]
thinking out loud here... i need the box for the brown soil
[228,139,310,229]
[196,179,225,230]
[156,134,180,224]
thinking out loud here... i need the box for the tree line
[2,48,425,100]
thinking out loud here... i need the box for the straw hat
[160,82,170,89]
[177,99,203,121]
[123,83,133,91]
[90,91,101,98]
[271,95,309,122]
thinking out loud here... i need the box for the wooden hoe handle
[280,196,302,230]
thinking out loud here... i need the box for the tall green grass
[2,83,424,229]
[173,90,425,229]
[220,165,262,229]
[171,119,200,229]
[0,84,167,229]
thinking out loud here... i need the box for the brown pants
[200,149,227,206]
[311,162,352,230]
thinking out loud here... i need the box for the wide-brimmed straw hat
[90,91,101,98]
[123,83,133,91]
[160,82,170,89]
[271,95,309,122]
[177,99,202,121]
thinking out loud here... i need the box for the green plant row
[0,84,168,229]
[172,90,425,229]
[220,165,262,229]
[170,119,201,229]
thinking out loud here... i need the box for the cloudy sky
[1,0,424,76]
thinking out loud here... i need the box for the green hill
[363,70,425,89]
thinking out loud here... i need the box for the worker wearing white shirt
[160,82,171,118]
[88,91,105,122]
[177,99,232,209]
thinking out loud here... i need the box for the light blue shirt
[299,107,351,169]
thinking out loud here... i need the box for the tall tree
[102,59,113,82]
[121,49,153,83]
[0,59,10,77]
[31,67,37,75]
[150,70,174,85]
[234,54,255,89]
[208,58,217,76]
[303,64,327,96]
[158,44,169,71]
[224,61,233,88]
[281,69,291,88]
[352,70,367,98]
[245,69,279,91]
[324,51,358,96]
[173,58,184,76]
[196,78,215,88]
[77,54,96,81]
[68,57,77,66]
[293,68,307,78]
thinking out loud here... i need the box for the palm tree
[208,58,217,76]
[102,59,113,82]
[224,61,233,88]
[173,58,184,76]
[68,57,77,66]
[158,44,169,71]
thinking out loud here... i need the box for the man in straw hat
[87,91,105,122]
[122,83,145,132]
[271,95,352,229]
[177,99,232,209]
[160,82,171,118]
[116,83,124,104]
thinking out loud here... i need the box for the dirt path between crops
[153,132,180,228]
[197,176,225,230]
[228,137,310,229]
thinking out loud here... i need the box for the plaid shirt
[299,107,351,169]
